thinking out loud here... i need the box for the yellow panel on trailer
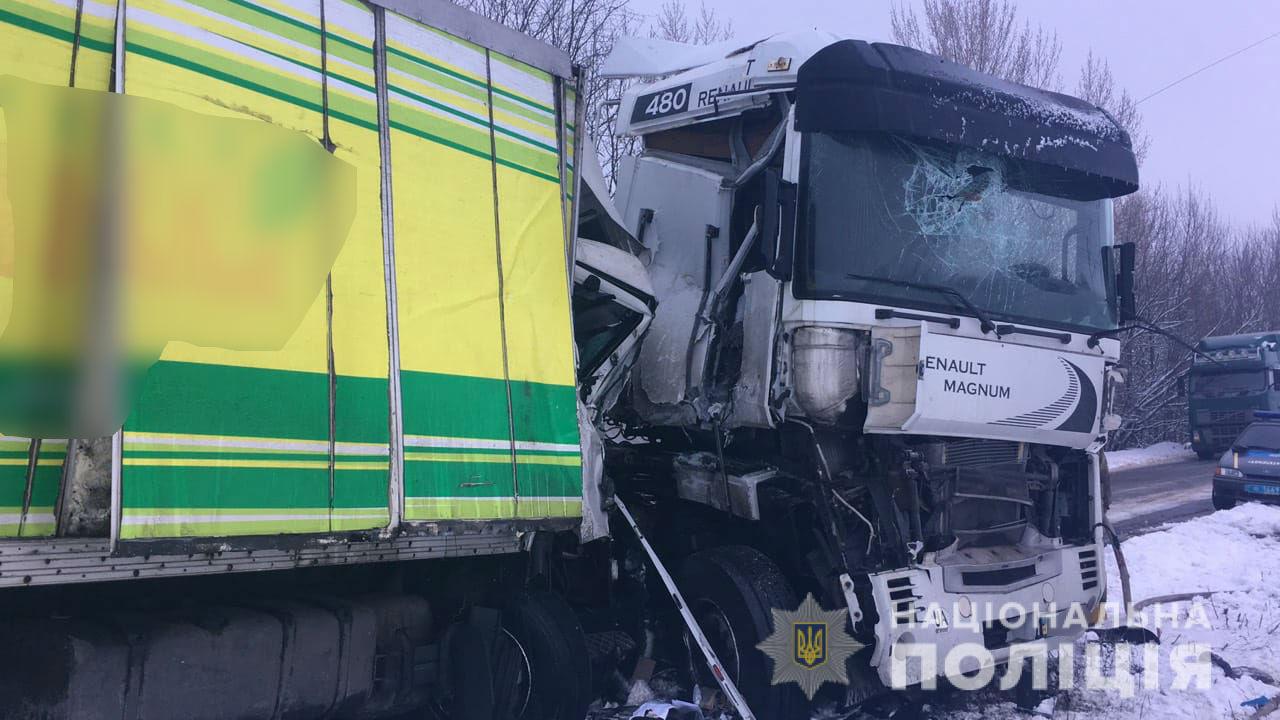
[0,0,117,537]
[0,0,582,545]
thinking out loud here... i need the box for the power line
[1137,28,1280,105]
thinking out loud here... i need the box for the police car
[1213,411,1280,510]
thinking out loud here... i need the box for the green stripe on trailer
[4,0,582,541]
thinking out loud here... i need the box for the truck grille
[942,438,1024,467]
[1217,424,1248,440]
[1209,410,1248,424]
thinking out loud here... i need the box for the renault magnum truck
[0,0,632,717]
[1188,332,1280,459]
[598,32,1139,715]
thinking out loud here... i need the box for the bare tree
[889,0,1061,89]
[651,0,733,45]
[454,0,640,186]
[1076,50,1149,164]
[1108,185,1280,449]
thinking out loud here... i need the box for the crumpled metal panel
[616,155,733,425]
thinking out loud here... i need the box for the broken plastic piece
[630,700,704,720]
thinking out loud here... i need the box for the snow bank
[933,504,1280,720]
[1105,441,1198,472]
[1077,504,1280,718]
[1109,503,1280,601]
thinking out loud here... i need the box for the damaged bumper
[862,542,1104,688]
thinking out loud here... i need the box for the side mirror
[1116,242,1137,323]
[760,168,796,281]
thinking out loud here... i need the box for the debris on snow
[1002,504,1278,720]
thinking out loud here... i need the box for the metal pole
[613,495,757,720]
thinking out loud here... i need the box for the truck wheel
[679,546,806,720]
[494,591,591,720]
[1197,449,1217,461]
[1212,493,1235,511]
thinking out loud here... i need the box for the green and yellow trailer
[0,0,618,716]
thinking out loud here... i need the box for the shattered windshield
[796,132,1117,332]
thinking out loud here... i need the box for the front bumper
[862,544,1103,688]
[1191,432,1232,455]
[1213,475,1280,505]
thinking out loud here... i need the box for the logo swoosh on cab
[991,357,1097,433]
[1054,359,1098,433]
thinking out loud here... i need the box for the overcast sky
[628,0,1280,227]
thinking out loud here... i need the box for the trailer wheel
[679,545,806,720]
[494,591,591,720]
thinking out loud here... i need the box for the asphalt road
[1107,456,1218,537]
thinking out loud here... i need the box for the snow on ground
[1073,504,1280,718]
[1104,441,1198,472]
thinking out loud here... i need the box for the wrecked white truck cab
[596,31,1140,710]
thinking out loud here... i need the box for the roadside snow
[1082,504,1280,718]
[1105,441,1198,472]
[939,504,1280,720]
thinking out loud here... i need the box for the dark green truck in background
[1188,332,1280,459]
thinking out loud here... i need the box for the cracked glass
[796,132,1117,333]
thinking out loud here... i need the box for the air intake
[943,438,1025,467]
[1078,548,1098,591]
[886,575,920,625]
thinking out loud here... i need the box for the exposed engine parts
[790,326,864,424]
[608,426,1094,583]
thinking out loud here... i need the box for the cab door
[573,240,655,419]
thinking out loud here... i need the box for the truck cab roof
[1197,332,1280,351]
[605,29,1138,200]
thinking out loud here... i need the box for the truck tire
[495,591,591,720]
[679,545,806,720]
[1197,449,1217,461]
[1212,492,1235,511]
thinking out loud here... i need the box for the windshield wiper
[1087,319,1223,365]
[845,273,997,335]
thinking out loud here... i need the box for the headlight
[1217,468,1244,479]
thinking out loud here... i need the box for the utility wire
[1137,28,1280,104]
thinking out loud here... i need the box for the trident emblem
[794,622,827,668]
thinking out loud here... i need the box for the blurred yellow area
[0,75,356,437]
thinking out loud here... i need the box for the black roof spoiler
[795,40,1139,200]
